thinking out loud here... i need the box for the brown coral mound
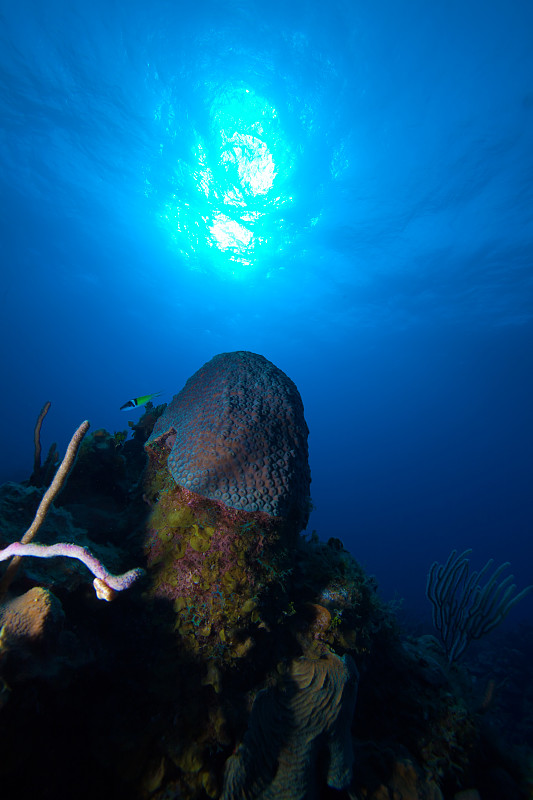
[145,351,311,531]
[367,757,444,800]
[0,586,64,645]
[221,652,359,799]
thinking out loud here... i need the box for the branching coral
[29,400,51,486]
[0,542,144,601]
[0,415,145,602]
[426,548,533,663]
[0,419,91,599]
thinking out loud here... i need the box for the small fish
[120,392,162,411]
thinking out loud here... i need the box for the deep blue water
[1,0,532,625]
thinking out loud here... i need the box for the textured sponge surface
[145,351,311,528]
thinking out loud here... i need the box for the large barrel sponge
[145,351,311,530]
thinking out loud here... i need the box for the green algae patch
[167,506,195,529]
[143,459,297,667]
[189,524,213,553]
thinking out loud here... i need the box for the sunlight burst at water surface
[159,84,294,275]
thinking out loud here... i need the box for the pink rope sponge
[0,542,145,601]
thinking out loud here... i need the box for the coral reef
[0,370,531,800]
[146,351,311,530]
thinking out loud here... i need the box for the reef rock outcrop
[220,652,359,799]
[145,351,311,531]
